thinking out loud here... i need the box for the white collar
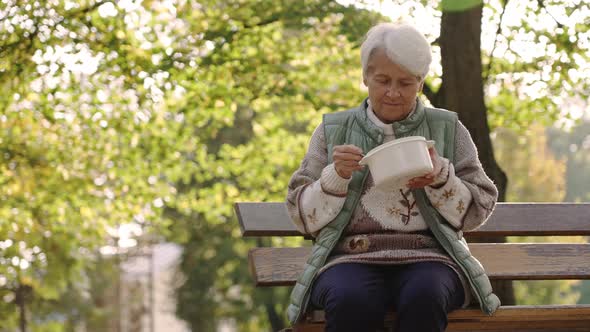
[366,100,416,136]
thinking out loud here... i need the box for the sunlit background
[1,0,589,331]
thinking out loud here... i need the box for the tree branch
[537,0,564,28]
[422,81,437,105]
[484,0,510,84]
[0,0,109,56]
[422,81,444,108]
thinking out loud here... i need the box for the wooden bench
[235,202,590,331]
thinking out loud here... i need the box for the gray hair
[360,23,432,81]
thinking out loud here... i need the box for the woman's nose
[386,84,402,97]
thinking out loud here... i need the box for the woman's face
[363,48,423,123]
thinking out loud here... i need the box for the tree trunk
[15,284,30,332]
[438,5,514,305]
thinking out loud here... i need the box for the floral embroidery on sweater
[361,183,429,231]
[430,188,458,211]
[306,208,318,225]
[443,188,455,199]
[392,189,420,225]
[398,189,420,225]
[456,200,465,214]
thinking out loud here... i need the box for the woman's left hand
[407,147,442,189]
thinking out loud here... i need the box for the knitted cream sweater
[285,102,498,306]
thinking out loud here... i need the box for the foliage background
[1,0,589,331]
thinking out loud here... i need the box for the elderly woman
[285,23,500,332]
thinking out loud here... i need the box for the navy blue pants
[310,262,465,332]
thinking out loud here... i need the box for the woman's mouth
[384,102,403,106]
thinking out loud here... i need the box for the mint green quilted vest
[287,98,500,324]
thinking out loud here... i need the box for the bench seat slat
[236,202,590,237]
[289,305,590,331]
[248,243,590,286]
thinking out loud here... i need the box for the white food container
[359,136,435,188]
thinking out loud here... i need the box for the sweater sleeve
[286,124,351,234]
[425,120,498,231]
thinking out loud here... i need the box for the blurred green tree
[0,0,383,330]
[493,125,566,203]
[493,124,585,305]
[547,119,590,305]
[165,2,385,330]
[547,119,590,202]
[1,0,589,330]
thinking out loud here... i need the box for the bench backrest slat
[236,202,590,237]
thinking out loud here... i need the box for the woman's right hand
[333,145,365,179]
